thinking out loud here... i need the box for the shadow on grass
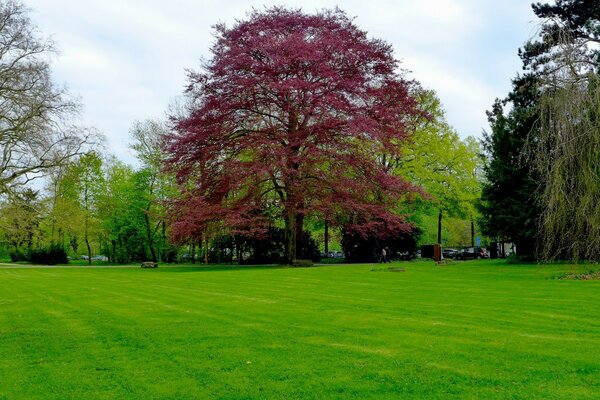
[157,264,286,273]
[158,262,361,273]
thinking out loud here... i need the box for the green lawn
[0,260,598,399]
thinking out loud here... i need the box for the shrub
[29,245,68,265]
[9,249,29,262]
[506,253,537,264]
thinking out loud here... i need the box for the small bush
[506,253,537,264]
[9,250,29,262]
[29,245,68,265]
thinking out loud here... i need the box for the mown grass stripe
[0,260,598,399]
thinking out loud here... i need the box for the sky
[26,0,538,165]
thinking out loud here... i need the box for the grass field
[0,260,598,399]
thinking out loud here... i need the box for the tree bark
[143,209,157,262]
[437,210,443,245]
[296,211,304,259]
[190,241,195,264]
[85,218,91,266]
[324,219,329,255]
[204,235,209,264]
[111,239,116,263]
[161,221,166,262]
[285,205,297,263]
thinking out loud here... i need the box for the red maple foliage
[165,7,423,262]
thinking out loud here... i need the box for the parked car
[91,255,109,261]
[397,251,416,261]
[442,248,459,259]
[456,247,489,260]
[320,251,344,259]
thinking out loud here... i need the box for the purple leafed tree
[165,7,423,262]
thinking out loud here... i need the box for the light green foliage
[0,261,598,399]
[129,119,177,262]
[61,153,105,263]
[42,167,84,254]
[96,159,145,263]
[397,91,483,245]
[417,213,476,247]
[0,189,43,253]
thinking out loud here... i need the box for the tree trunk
[111,239,116,263]
[471,219,475,247]
[324,219,329,255]
[161,221,166,262]
[85,215,91,265]
[204,236,209,264]
[190,241,195,264]
[235,236,242,264]
[437,209,443,245]
[118,235,125,263]
[285,206,297,263]
[296,211,304,259]
[143,210,157,262]
[83,182,92,265]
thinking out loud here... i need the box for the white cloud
[26,0,536,163]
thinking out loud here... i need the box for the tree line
[1,1,487,264]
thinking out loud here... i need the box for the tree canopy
[526,0,600,261]
[165,7,422,262]
[396,91,482,246]
[521,0,600,76]
[0,0,97,194]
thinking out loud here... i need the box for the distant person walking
[379,247,387,263]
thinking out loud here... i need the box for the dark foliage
[29,245,68,265]
[341,226,420,263]
[102,226,148,264]
[9,249,28,262]
[521,0,600,74]
[479,75,542,259]
[210,228,320,265]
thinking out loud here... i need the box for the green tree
[532,72,600,261]
[96,159,146,263]
[521,0,599,76]
[521,0,600,261]
[130,119,176,262]
[396,91,482,247]
[479,75,541,258]
[42,167,81,253]
[62,153,104,264]
[0,189,43,257]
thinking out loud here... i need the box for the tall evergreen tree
[521,0,600,75]
[479,74,541,258]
